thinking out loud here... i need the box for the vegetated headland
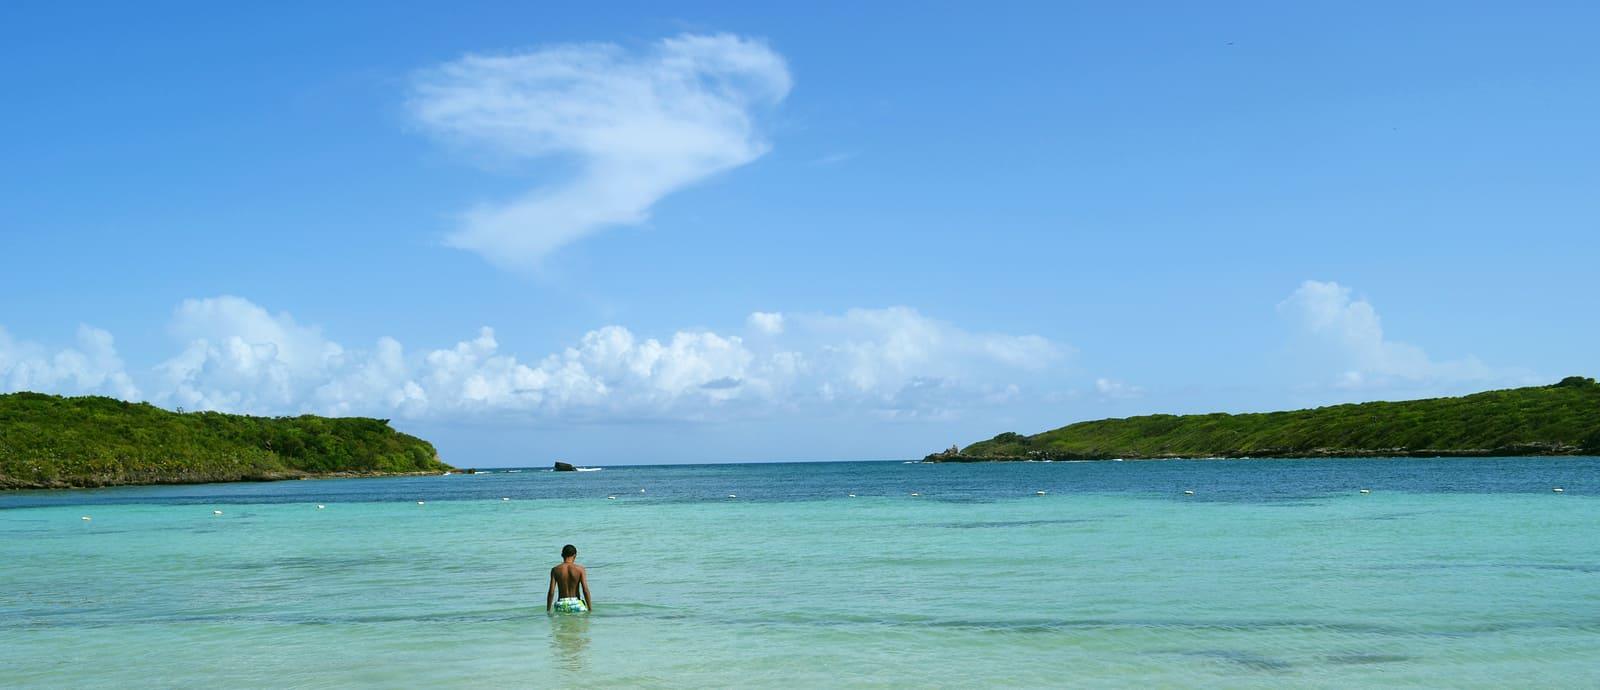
[1,392,452,489]
[928,377,1600,462]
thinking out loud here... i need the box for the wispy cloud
[811,151,856,166]
[1094,377,1143,399]
[410,34,792,268]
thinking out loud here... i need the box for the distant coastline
[928,377,1600,463]
[0,392,452,490]
[926,446,1590,463]
[2,469,451,492]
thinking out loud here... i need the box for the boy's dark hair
[561,544,577,558]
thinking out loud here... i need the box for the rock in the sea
[553,461,577,472]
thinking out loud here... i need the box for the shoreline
[0,469,448,492]
[926,445,1588,462]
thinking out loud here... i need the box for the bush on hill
[0,392,449,488]
[941,377,1600,460]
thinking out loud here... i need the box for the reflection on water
[551,613,591,672]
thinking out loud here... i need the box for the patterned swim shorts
[554,597,588,613]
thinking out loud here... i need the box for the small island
[929,376,1600,462]
[0,392,452,489]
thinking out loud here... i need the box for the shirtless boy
[547,544,592,614]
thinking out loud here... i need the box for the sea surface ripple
[2,457,1597,688]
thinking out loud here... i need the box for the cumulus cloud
[139,299,1066,422]
[4,297,1067,423]
[1278,280,1495,388]
[780,307,1063,410]
[157,296,346,412]
[410,33,791,267]
[0,324,139,399]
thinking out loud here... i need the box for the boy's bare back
[550,562,586,598]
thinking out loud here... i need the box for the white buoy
[1036,490,1047,496]
[81,516,91,521]
[501,497,510,501]
[213,510,223,516]
[848,493,857,497]
[417,501,425,505]
[1359,489,1371,494]
[640,489,646,493]
[1553,487,1565,493]
[1183,490,1195,496]
[910,492,921,497]
[728,494,737,499]
[316,504,325,510]
[607,495,617,500]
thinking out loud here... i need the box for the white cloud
[6,298,1068,423]
[783,307,1064,409]
[410,33,791,268]
[154,298,1069,422]
[747,311,784,335]
[149,301,768,420]
[157,296,346,412]
[0,324,139,399]
[1094,377,1143,399]
[1278,280,1494,388]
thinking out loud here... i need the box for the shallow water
[3,458,1598,687]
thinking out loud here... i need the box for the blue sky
[2,1,1596,464]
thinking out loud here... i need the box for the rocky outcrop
[553,461,577,472]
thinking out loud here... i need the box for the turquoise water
[3,458,1598,688]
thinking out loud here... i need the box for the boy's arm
[580,568,592,610]
[546,570,555,612]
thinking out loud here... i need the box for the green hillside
[930,377,1600,462]
[0,392,451,489]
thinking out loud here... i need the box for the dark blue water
[4,456,1593,509]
